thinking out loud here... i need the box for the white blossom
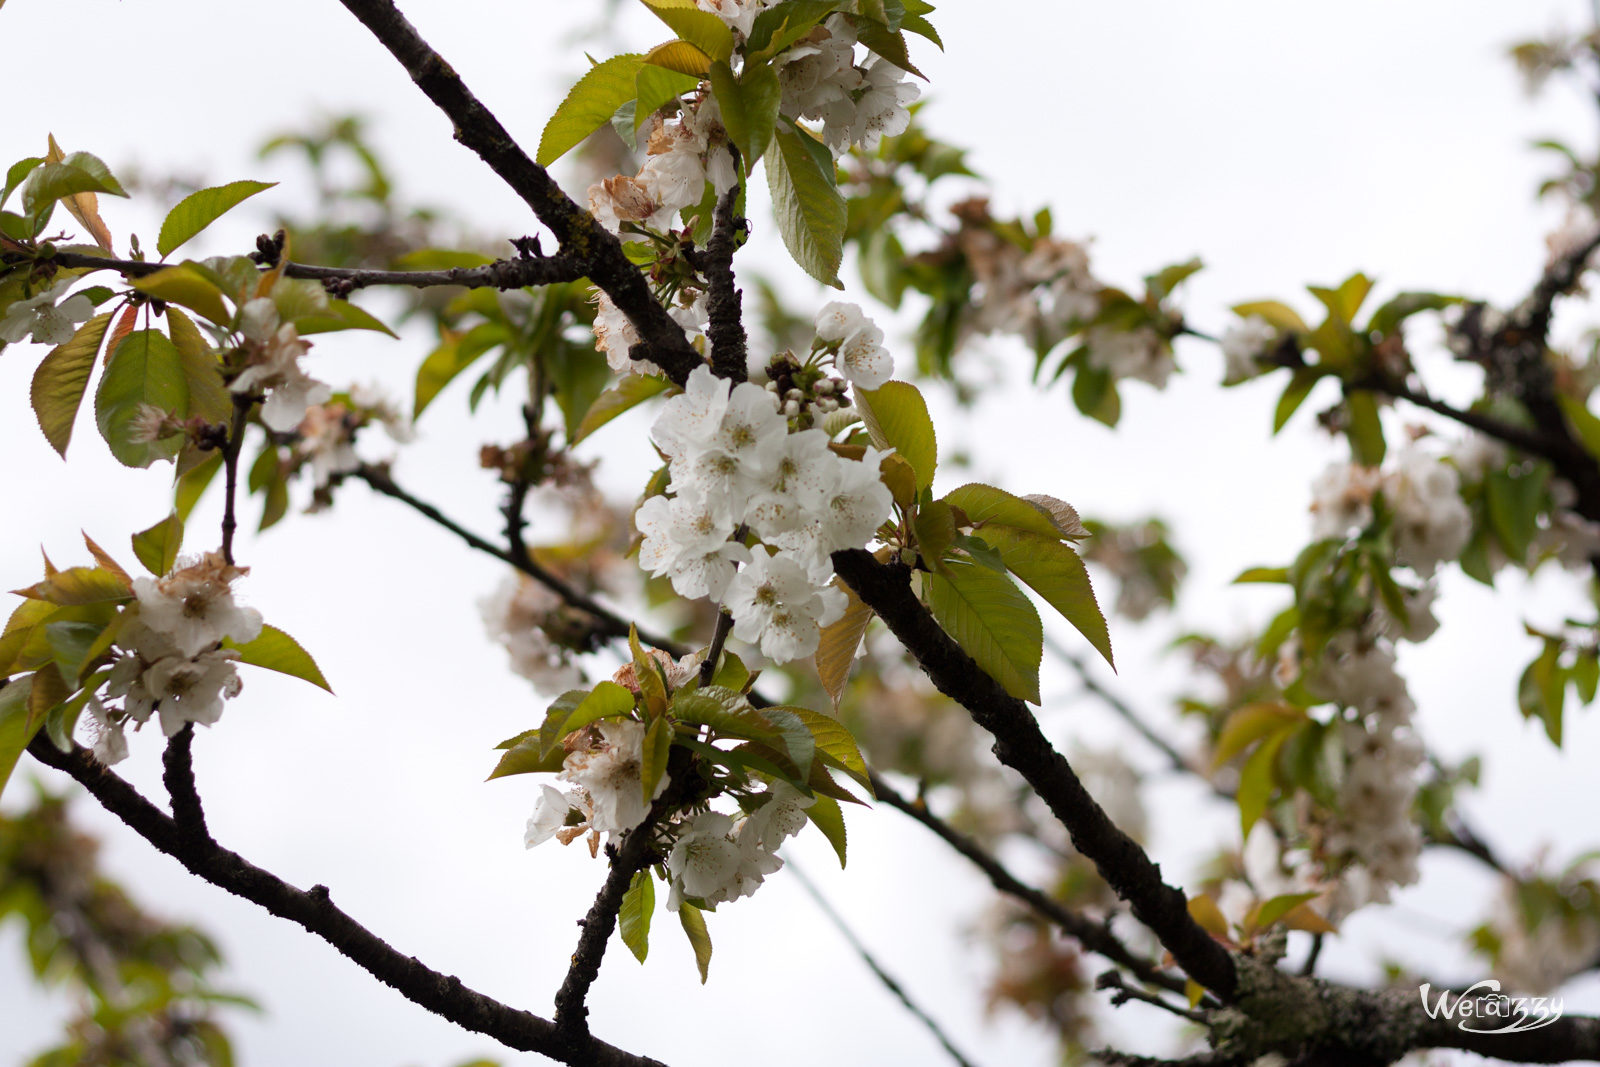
[479,575,585,694]
[232,298,331,432]
[525,785,580,848]
[1221,316,1277,383]
[1310,462,1381,541]
[724,547,847,662]
[561,718,666,836]
[1084,325,1174,388]
[132,552,263,659]
[0,278,95,346]
[143,648,244,736]
[667,811,745,909]
[1384,446,1470,576]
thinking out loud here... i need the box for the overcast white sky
[4,2,1600,1065]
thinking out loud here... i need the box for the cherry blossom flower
[132,552,263,659]
[232,298,332,432]
[0,277,95,346]
[561,719,666,836]
[724,547,847,662]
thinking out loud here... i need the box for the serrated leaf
[786,706,870,792]
[620,870,655,962]
[942,483,1062,539]
[635,64,702,131]
[639,0,735,61]
[748,0,839,60]
[31,311,111,456]
[805,792,848,867]
[767,126,846,286]
[157,180,276,258]
[224,624,331,692]
[982,528,1113,670]
[641,714,672,804]
[913,500,956,563]
[21,151,127,224]
[857,381,935,491]
[292,297,396,338]
[487,739,567,780]
[710,60,782,167]
[538,54,647,167]
[544,681,637,755]
[0,677,40,800]
[45,136,114,253]
[815,578,873,709]
[1,157,44,213]
[12,566,131,606]
[95,329,189,468]
[644,38,713,76]
[79,533,131,590]
[925,559,1041,704]
[132,263,232,327]
[132,512,184,577]
[573,373,671,444]
[167,308,231,430]
[679,902,712,982]
[853,21,924,78]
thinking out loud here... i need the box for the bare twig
[1095,969,1207,1022]
[161,723,211,848]
[788,860,983,1067]
[24,734,669,1067]
[219,397,251,566]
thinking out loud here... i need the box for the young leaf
[941,483,1063,539]
[766,126,846,287]
[678,902,713,983]
[224,625,332,693]
[815,577,874,708]
[643,39,713,76]
[1232,300,1308,334]
[30,311,112,457]
[925,559,1042,704]
[857,381,936,491]
[131,263,233,327]
[157,180,276,258]
[1238,728,1291,838]
[1344,391,1385,467]
[805,792,849,867]
[544,681,638,754]
[620,870,656,963]
[638,0,735,62]
[95,329,189,469]
[981,528,1113,670]
[167,308,231,428]
[710,60,782,167]
[132,511,185,577]
[573,374,672,444]
[635,64,702,131]
[641,715,672,804]
[537,54,647,167]
[44,135,114,253]
[0,676,40,800]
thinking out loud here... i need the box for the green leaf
[0,677,40,800]
[30,311,112,457]
[167,308,231,430]
[786,705,870,791]
[641,714,672,804]
[982,528,1113,670]
[815,578,873,709]
[1365,292,1460,337]
[1,157,44,212]
[224,624,332,692]
[544,681,637,755]
[710,60,782,168]
[639,0,735,61]
[748,1,840,60]
[1344,391,1385,466]
[1485,463,1550,563]
[132,512,185,577]
[1212,701,1307,768]
[292,297,397,338]
[1574,650,1599,705]
[95,329,189,468]
[13,566,131,606]
[1308,273,1372,325]
[853,21,924,78]
[1519,640,1565,747]
[1252,891,1322,932]
[912,500,957,562]
[620,870,655,963]
[1071,363,1120,426]
[573,374,671,444]
[925,559,1042,704]
[21,152,127,222]
[1238,728,1290,838]
[537,54,647,167]
[1559,395,1600,462]
[1272,368,1321,433]
[941,483,1063,540]
[413,323,506,419]
[131,262,233,327]
[766,126,846,287]
[857,381,935,491]
[678,902,713,982]
[634,64,702,131]
[1233,566,1288,584]
[1232,300,1308,334]
[487,738,566,780]
[174,449,223,522]
[643,39,713,76]
[157,180,276,258]
[805,792,848,867]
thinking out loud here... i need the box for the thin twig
[23,734,669,1067]
[161,723,211,848]
[787,859,984,1067]
[868,770,1185,994]
[219,397,251,566]
[1094,969,1207,1022]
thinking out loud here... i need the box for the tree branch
[352,464,686,655]
[830,549,1239,1000]
[699,183,748,381]
[333,0,703,384]
[161,723,211,849]
[867,769,1185,994]
[551,824,657,1041]
[36,248,589,294]
[23,734,670,1067]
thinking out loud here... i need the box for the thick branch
[551,823,658,1040]
[334,0,702,383]
[831,550,1238,999]
[700,184,748,381]
[161,723,211,849]
[24,735,668,1067]
[868,770,1185,993]
[37,248,588,293]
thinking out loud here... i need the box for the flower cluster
[292,383,414,490]
[0,277,95,347]
[88,553,263,763]
[637,364,893,663]
[479,575,586,696]
[774,15,920,155]
[1220,315,1278,383]
[1311,445,1471,576]
[232,297,331,433]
